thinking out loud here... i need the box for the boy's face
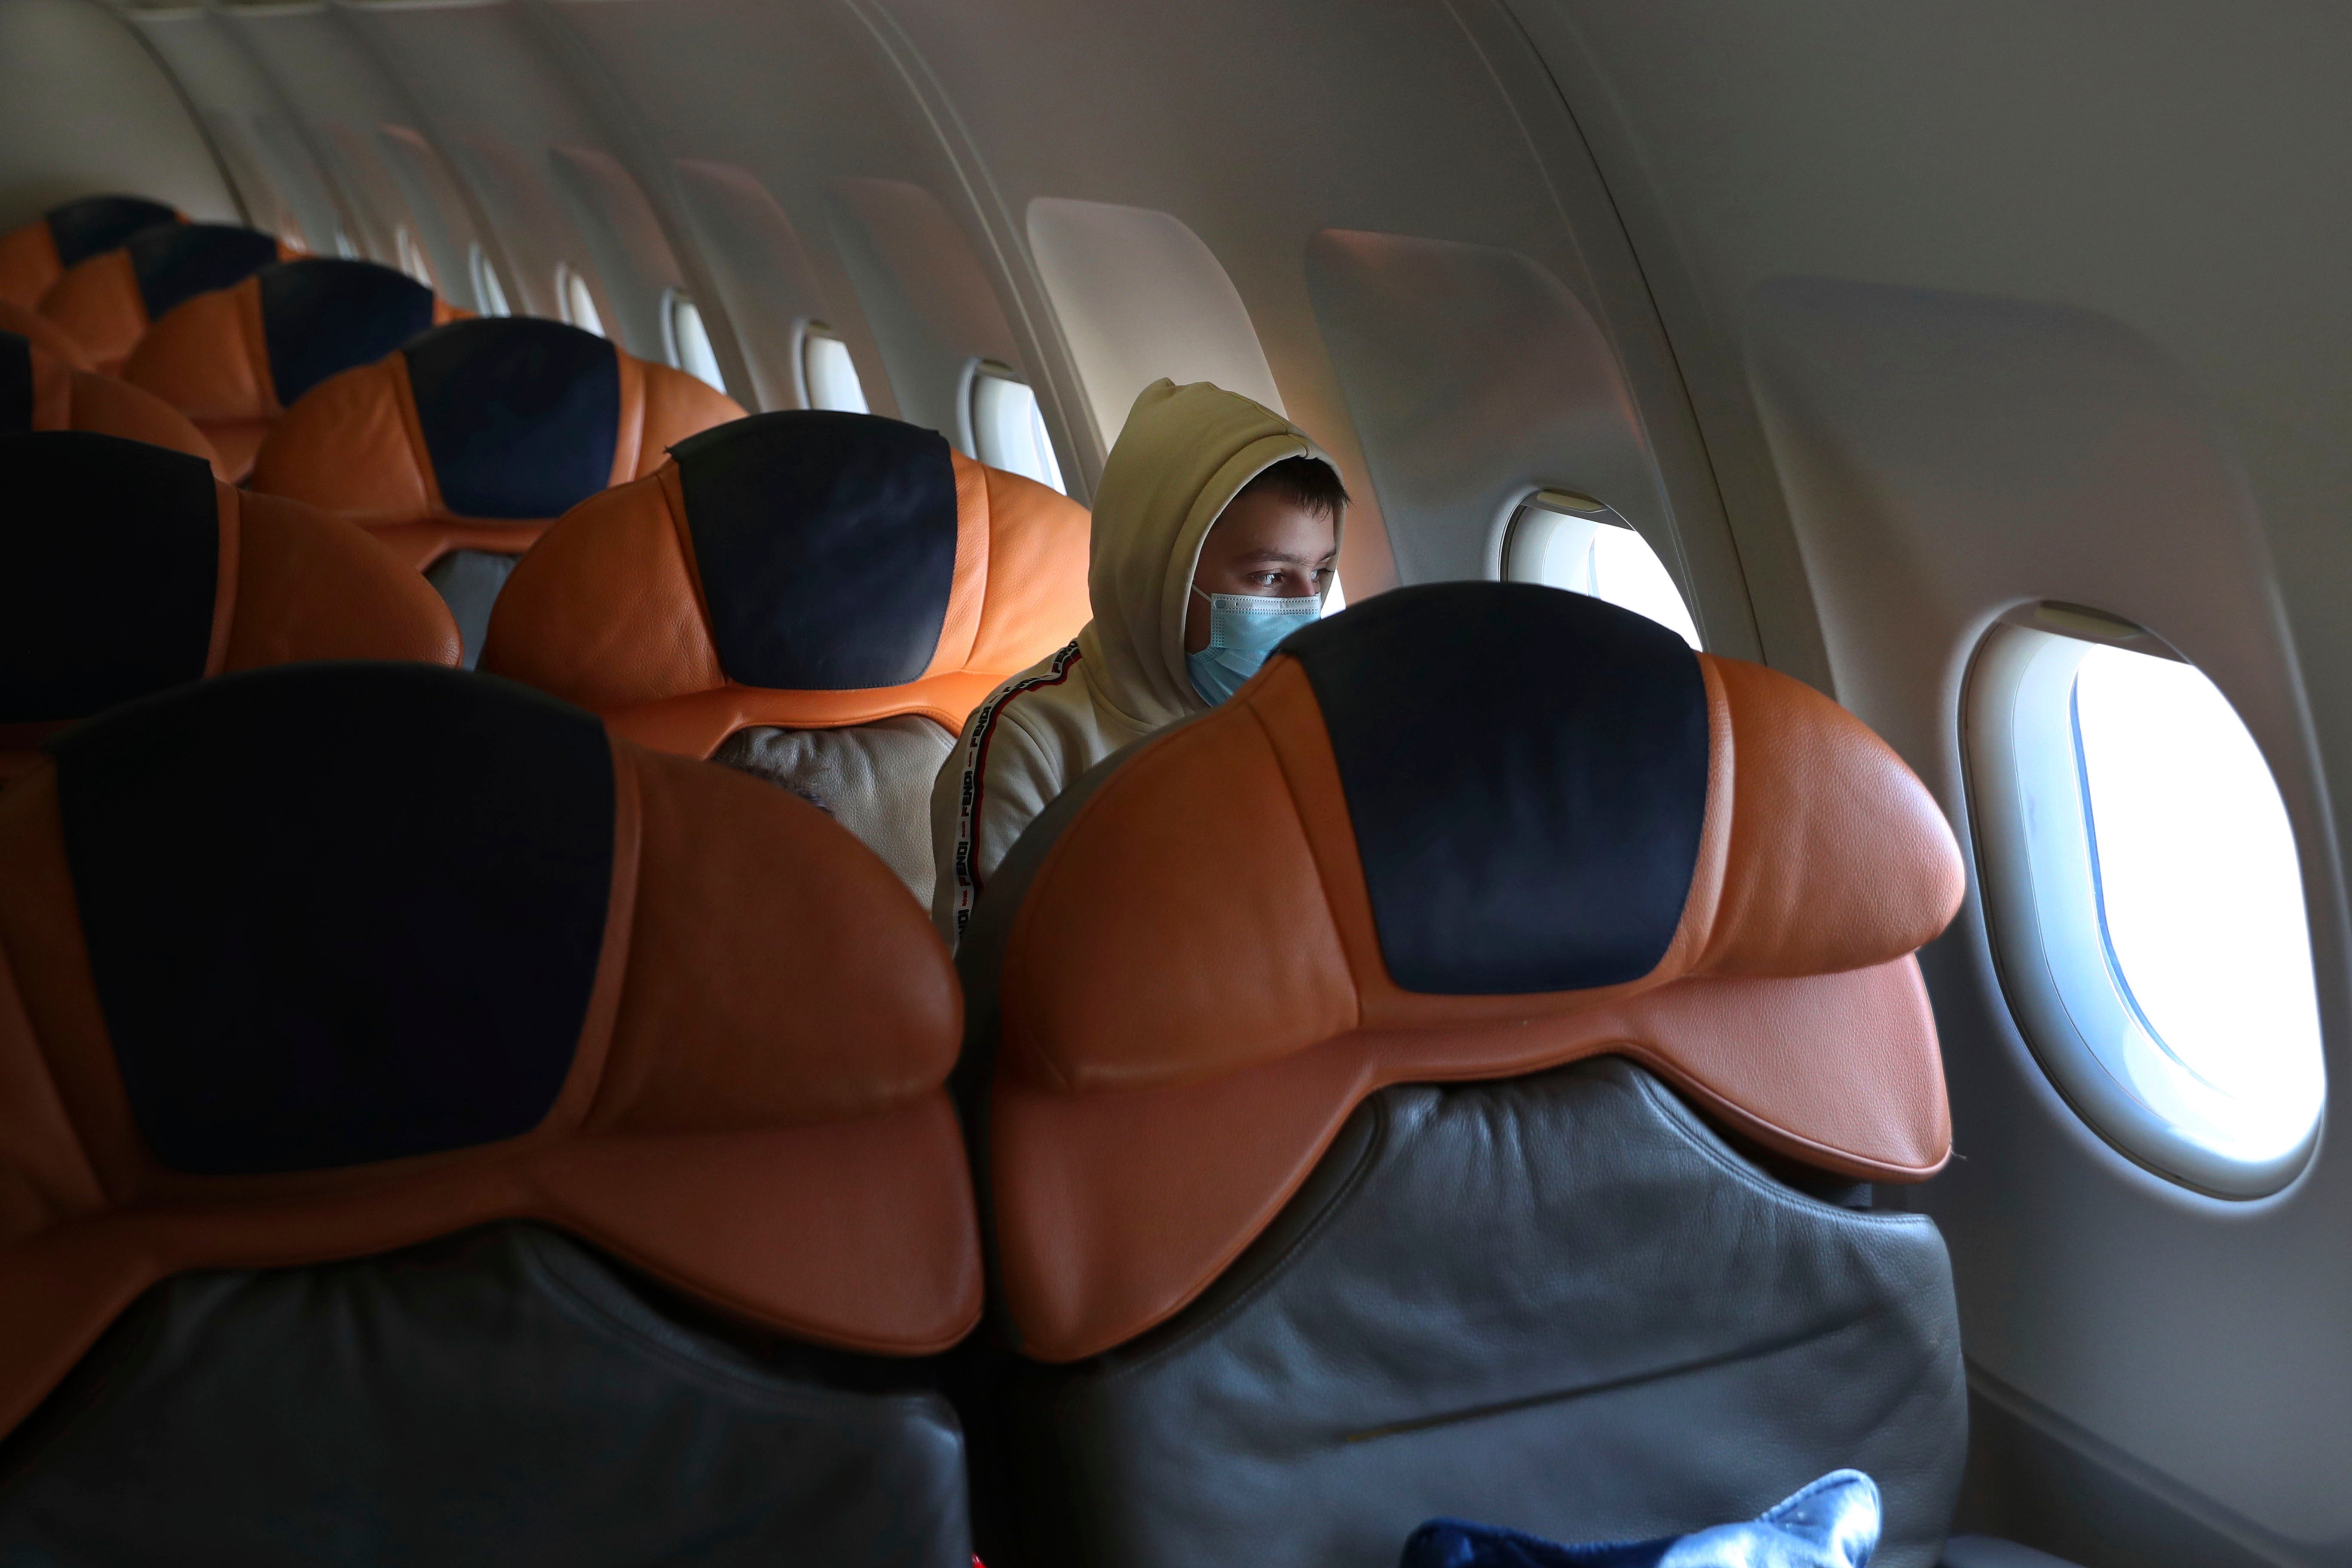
[1184,492,1338,654]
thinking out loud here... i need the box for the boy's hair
[1231,455,1349,523]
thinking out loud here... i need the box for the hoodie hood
[1075,379,1338,729]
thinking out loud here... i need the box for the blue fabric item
[1186,588,1322,705]
[1403,1471,1880,1568]
[0,331,29,434]
[126,224,279,322]
[50,664,615,1176]
[0,432,217,725]
[257,259,436,405]
[671,410,957,691]
[45,195,177,268]
[1283,581,1709,995]
[401,318,619,520]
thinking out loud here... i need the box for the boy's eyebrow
[1235,547,1340,566]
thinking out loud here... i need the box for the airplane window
[557,263,604,337]
[468,243,511,317]
[1501,490,1699,648]
[968,362,1065,493]
[1968,612,2325,1197]
[394,225,433,288]
[799,322,868,413]
[664,288,726,392]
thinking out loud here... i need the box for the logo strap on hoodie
[948,640,1083,940]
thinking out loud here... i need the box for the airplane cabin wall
[9,1,2350,1564]
[0,0,236,230]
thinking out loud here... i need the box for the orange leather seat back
[0,196,179,309]
[2,326,219,472]
[248,317,745,571]
[121,259,462,482]
[0,432,459,778]
[974,582,1967,1362]
[484,410,1093,754]
[0,659,977,1441]
[37,224,288,374]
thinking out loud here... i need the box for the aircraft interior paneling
[1,1,2345,1564]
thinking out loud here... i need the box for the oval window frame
[1965,606,2325,1198]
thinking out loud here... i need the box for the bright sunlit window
[394,225,433,288]
[469,242,510,317]
[1501,490,1699,647]
[557,263,603,337]
[799,322,867,413]
[664,289,725,392]
[968,361,1064,492]
[1969,613,2325,1196]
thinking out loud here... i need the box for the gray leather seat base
[714,715,952,906]
[0,1223,971,1566]
[423,547,521,671]
[998,1058,1966,1568]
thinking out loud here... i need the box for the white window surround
[394,225,433,288]
[663,288,726,392]
[1499,490,1700,649]
[556,263,604,337]
[468,242,510,317]
[964,361,1065,493]
[797,321,868,413]
[1966,610,2325,1198]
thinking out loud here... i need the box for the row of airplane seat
[0,582,1971,1565]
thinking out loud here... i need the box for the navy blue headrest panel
[127,225,279,322]
[1284,582,1710,995]
[672,412,957,690]
[402,319,619,520]
[0,432,216,726]
[0,332,29,434]
[258,259,436,405]
[49,663,616,1176]
[46,196,178,268]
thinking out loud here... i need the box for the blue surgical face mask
[1185,586,1323,705]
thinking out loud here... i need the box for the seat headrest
[402,317,622,518]
[482,410,1094,755]
[981,582,1966,1359]
[0,432,458,760]
[38,225,287,373]
[126,224,284,323]
[118,260,449,482]
[0,198,181,311]
[45,196,180,269]
[261,258,441,406]
[245,317,745,572]
[0,661,975,1436]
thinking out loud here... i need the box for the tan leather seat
[0,431,458,780]
[0,195,179,309]
[247,316,744,665]
[120,258,463,481]
[2,314,220,473]
[956,581,1972,1568]
[37,223,288,374]
[0,660,979,1562]
[483,409,1091,903]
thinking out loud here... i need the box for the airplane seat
[2,326,221,471]
[0,195,180,309]
[955,582,1972,1568]
[480,409,1091,905]
[0,432,458,780]
[119,257,462,482]
[0,661,980,1564]
[36,223,287,374]
[247,315,745,665]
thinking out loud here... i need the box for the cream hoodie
[930,379,1337,945]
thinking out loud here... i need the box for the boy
[931,377,1346,946]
